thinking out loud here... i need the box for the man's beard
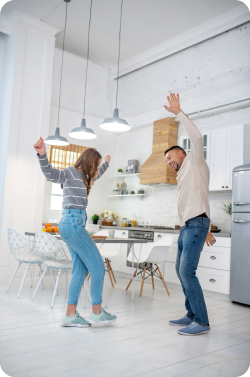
[175,164,179,172]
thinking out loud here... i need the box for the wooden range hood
[140,117,178,185]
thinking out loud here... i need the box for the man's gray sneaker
[61,311,91,327]
[169,315,193,326]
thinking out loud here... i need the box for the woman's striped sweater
[37,153,109,210]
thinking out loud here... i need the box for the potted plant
[130,191,135,194]
[222,202,232,216]
[91,214,99,225]
[118,169,123,175]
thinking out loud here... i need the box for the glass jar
[131,213,137,227]
[122,218,127,227]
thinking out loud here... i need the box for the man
[164,93,216,336]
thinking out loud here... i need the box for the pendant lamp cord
[83,0,93,118]
[57,1,68,129]
[116,0,124,109]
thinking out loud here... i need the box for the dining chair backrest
[35,231,71,268]
[94,230,119,258]
[8,228,35,261]
[127,234,174,264]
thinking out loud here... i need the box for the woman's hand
[164,93,182,115]
[205,232,216,246]
[34,137,46,156]
[105,154,111,163]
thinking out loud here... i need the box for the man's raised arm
[164,93,204,164]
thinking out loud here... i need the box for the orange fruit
[45,223,52,228]
[52,226,59,233]
[46,227,53,233]
[43,228,47,232]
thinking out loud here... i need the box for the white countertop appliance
[230,164,250,305]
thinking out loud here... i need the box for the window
[48,144,88,210]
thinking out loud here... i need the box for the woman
[34,137,116,327]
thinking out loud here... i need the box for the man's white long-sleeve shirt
[176,111,210,226]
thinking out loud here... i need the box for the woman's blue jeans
[176,217,210,326]
[59,209,105,306]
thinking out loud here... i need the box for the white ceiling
[1,0,243,68]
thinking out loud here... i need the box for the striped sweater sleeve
[37,153,67,184]
[93,161,109,182]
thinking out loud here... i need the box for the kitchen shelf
[108,194,148,201]
[109,173,140,178]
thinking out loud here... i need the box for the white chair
[94,230,119,287]
[7,228,44,298]
[32,232,73,308]
[126,234,173,297]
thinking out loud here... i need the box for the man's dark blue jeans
[176,217,210,326]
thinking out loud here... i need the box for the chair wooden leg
[108,260,116,283]
[140,267,147,297]
[157,265,170,295]
[150,264,154,289]
[126,268,138,290]
[105,259,114,287]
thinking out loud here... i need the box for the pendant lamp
[69,0,96,140]
[45,0,70,146]
[100,0,130,132]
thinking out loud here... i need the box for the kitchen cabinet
[153,232,174,281]
[180,131,210,167]
[113,229,130,274]
[180,124,250,191]
[164,235,231,296]
[210,124,250,191]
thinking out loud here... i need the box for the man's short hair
[164,145,187,156]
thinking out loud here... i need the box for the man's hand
[34,137,46,156]
[205,232,216,246]
[164,93,182,115]
[105,154,111,163]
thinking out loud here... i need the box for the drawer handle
[234,202,250,206]
[210,256,216,260]
[209,278,216,282]
[157,235,162,238]
[233,220,250,223]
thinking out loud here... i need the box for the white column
[0,11,60,268]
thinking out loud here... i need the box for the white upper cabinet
[210,124,250,191]
[181,124,250,191]
[180,132,210,167]
[209,128,227,191]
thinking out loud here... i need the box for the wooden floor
[0,271,250,377]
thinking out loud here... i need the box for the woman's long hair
[74,148,102,195]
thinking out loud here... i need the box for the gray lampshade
[69,118,97,140]
[100,108,130,132]
[45,127,69,146]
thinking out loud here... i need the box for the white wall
[0,13,59,274]
[0,32,15,247]
[107,22,250,127]
[106,22,250,233]
[52,48,109,119]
